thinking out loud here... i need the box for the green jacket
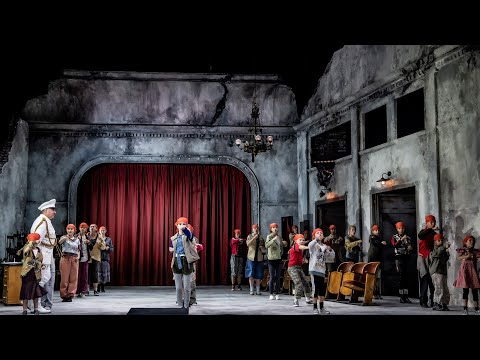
[428,245,449,275]
[265,233,287,260]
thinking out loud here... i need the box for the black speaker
[127,307,189,315]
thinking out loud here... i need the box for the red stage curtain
[77,163,251,286]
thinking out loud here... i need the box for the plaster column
[350,107,361,233]
[297,130,309,223]
[423,66,441,227]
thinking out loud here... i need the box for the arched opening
[76,162,252,286]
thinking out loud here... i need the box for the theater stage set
[0,286,469,316]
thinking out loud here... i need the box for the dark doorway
[372,186,418,297]
[315,198,346,238]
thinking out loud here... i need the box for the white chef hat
[38,199,56,211]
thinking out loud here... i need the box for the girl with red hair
[453,235,480,315]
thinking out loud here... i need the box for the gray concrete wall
[0,120,29,259]
[299,45,479,305]
[23,72,297,127]
[436,51,480,305]
[21,72,299,241]
[303,45,436,119]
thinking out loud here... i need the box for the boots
[420,296,428,307]
[101,284,106,292]
[432,302,442,311]
[399,289,406,303]
[403,289,412,303]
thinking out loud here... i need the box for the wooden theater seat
[337,262,367,301]
[325,261,354,300]
[342,261,380,305]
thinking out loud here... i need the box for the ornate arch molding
[68,154,260,225]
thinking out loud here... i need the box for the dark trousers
[395,255,409,290]
[419,273,434,303]
[268,259,283,295]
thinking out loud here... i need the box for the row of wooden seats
[325,261,380,305]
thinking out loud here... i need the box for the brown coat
[21,243,44,281]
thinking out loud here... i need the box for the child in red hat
[230,229,245,291]
[287,234,313,307]
[58,224,80,302]
[392,221,414,303]
[19,233,47,315]
[265,223,288,300]
[453,235,480,315]
[169,217,199,308]
[417,214,439,307]
[367,225,387,299]
[428,233,451,311]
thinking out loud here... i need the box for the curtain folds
[77,163,251,286]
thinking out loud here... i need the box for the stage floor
[0,286,471,316]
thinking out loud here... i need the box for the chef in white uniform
[30,199,58,313]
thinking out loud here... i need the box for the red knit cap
[175,217,189,226]
[270,223,278,230]
[312,228,323,239]
[463,235,475,246]
[234,229,241,235]
[66,224,77,232]
[79,222,89,229]
[425,215,436,223]
[99,226,107,231]
[371,225,379,231]
[293,234,305,242]
[329,224,336,230]
[395,222,405,229]
[27,233,40,242]
[252,224,259,230]
[433,233,443,241]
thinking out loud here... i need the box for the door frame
[371,181,419,226]
[371,182,419,297]
[315,194,347,231]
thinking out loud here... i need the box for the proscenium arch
[68,154,260,226]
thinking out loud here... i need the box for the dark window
[310,122,351,167]
[364,105,387,149]
[396,88,425,138]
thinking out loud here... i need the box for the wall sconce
[376,171,392,185]
[320,187,331,197]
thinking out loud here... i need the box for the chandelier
[235,84,273,162]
